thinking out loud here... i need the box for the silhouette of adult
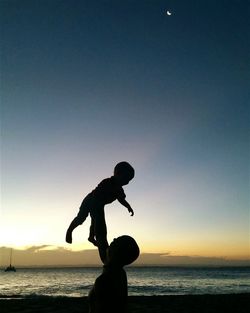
[88,235,140,313]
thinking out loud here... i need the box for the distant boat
[4,249,16,272]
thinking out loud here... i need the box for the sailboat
[4,249,16,272]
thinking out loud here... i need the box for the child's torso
[89,177,125,205]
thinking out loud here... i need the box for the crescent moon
[166,11,172,16]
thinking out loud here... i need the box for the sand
[0,294,249,313]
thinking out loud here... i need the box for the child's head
[107,235,140,266]
[114,161,135,185]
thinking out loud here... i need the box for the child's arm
[118,198,134,216]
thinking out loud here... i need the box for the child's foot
[88,237,97,246]
[66,230,72,244]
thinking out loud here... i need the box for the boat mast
[10,248,13,266]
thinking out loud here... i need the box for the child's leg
[66,216,83,243]
[88,218,97,246]
[66,198,90,243]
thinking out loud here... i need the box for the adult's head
[107,235,140,266]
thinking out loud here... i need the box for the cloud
[0,246,101,267]
[24,245,52,252]
[134,253,250,266]
[1,246,249,267]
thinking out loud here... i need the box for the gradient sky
[1,0,249,265]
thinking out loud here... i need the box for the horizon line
[1,264,250,269]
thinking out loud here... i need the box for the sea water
[0,267,249,298]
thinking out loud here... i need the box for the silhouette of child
[66,162,135,250]
[88,235,140,313]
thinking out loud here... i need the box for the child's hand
[128,208,134,216]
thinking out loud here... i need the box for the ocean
[0,267,249,298]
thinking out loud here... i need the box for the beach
[1,294,250,313]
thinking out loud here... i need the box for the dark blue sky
[1,0,249,258]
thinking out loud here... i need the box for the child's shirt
[90,176,126,205]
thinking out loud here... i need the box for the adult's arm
[97,239,109,264]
